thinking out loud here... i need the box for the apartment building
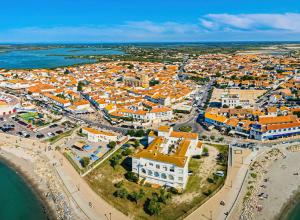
[82,127,119,143]
[250,115,300,140]
[221,93,240,108]
[132,126,202,189]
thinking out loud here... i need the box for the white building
[250,115,300,140]
[221,93,240,108]
[132,126,202,189]
[82,127,119,143]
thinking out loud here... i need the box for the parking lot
[0,114,76,140]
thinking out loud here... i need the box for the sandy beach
[230,145,300,220]
[0,133,82,220]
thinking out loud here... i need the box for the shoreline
[277,188,300,220]
[0,152,56,220]
[230,146,300,220]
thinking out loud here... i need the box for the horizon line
[1,40,300,45]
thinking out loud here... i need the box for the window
[156,164,160,169]
[169,175,174,180]
[170,168,174,172]
[162,166,167,171]
[178,169,183,174]
[148,170,153,176]
[141,168,146,174]
[154,172,159,177]
[161,173,167,179]
[149,163,153,166]
[178,177,183,182]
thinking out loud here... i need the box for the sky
[1,0,300,43]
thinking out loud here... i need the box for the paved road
[174,79,214,133]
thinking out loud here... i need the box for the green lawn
[19,112,39,122]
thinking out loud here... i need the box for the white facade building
[132,126,202,189]
[82,127,119,143]
[221,93,240,108]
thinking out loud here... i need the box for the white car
[47,132,55,137]
[215,171,225,177]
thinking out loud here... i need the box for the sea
[286,202,300,220]
[0,46,124,69]
[0,159,48,220]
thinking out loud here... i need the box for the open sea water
[0,160,48,220]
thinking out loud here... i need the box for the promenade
[186,148,257,220]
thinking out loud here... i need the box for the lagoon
[0,47,124,69]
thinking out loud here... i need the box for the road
[174,79,214,133]
[255,76,294,108]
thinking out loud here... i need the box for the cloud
[0,13,300,42]
[0,21,201,43]
[200,13,300,32]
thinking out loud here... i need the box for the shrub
[135,129,145,137]
[169,187,179,195]
[114,181,124,188]
[192,155,201,159]
[80,157,90,168]
[122,148,133,156]
[145,197,161,216]
[207,177,214,184]
[203,189,212,196]
[113,188,128,198]
[125,171,139,183]
[179,126,192,132]
[203,147,209,153]
[110,154,122,169]
[158,189,171,204]
[250,173,257,178]
[108,141,117,148]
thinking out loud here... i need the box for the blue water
[287,202,300,220]
[0,160,48,220]
[0,47,124,69]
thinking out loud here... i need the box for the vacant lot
[211,88,267,105]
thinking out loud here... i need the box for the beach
[230,145,300,220]
[0,133,80,220]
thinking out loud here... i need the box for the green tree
[114,181,124,188]
[133,139,140,148]
[113,188,128,198]
[128,189,145,204]
[110,154,122,169]
[218,137,224,142]
[125,171,139,183]
[122,148,132,156]
[158,189,171,204]
[80,157,90,168]
[145,196,161,216]
[108,141,117,149]
[77,81,84,92]
[135,129,145,137]
[127,130,135,136]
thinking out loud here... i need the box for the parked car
[55,130,63,134]
[215,171,225,177]
[49,124,58,128]
[36,134,45,139]
[47,132,55,137]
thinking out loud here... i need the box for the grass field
[19,112,39,122]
